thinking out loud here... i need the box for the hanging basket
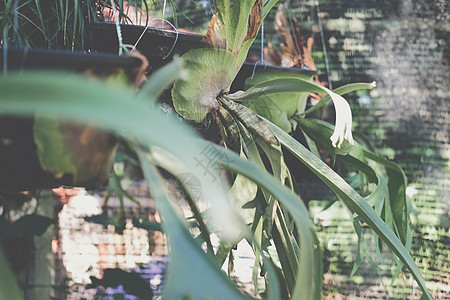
[0,47,146,191]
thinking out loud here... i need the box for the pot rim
[1,46,143,71]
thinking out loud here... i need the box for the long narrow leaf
[303,82,376,115]
[202,142,316,300]
[137,149,252,300]
[266,120,432,300]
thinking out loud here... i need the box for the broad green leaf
[172,48,237,122]
[266,120,432,300]
[229,172,258,225]
[213,0,257,54]
[228,77,358,148]
[229,0,257,53]
[175,0,276,123]
[241,71,312,132]
[244,70,314,88]
[242,95,294,132]
[226,77,326,101]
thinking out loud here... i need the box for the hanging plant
[169,1,431,299]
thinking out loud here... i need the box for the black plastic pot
[90,22,316,90]
[91,22,204,70]
[0,47,146,191]
[0,47,143,71]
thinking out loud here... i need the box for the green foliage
[172,48,237,122]
[168,1,429,297]
[171,0,277,122]
[0,1,433,300]
[0,0,97,50]
[242,71,313,132]
[266,122,431,299]
[0,0,150,50]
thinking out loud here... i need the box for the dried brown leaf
[275,4,297,57]
[263,41,282,66]
[201,13,226,49]
[280,54,301,68]
[292,17,304,55]
[302,36,316,72]
[244,0,263,42]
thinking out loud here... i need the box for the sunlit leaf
[229,172,258,225]
[213,0,257,54]
[137,149,253,300]
[243,71,313,133]
[226,77,325,101]
[172,48,237,122]
[302,82,376,115]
